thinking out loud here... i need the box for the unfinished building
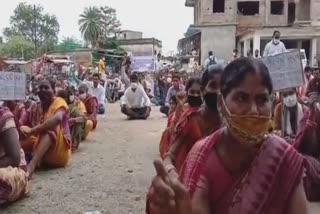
[179,0,320,66]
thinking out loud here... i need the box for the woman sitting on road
[0,106,29,204]
[20,80,72,178]
[57,88,87,151]
[147,58,308,214]
[159,77,202,158]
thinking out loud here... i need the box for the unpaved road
[2,103,320,214]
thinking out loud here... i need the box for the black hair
[185,77,201,91]
[93,73,100,79]
[208,51,213,56]
[169,95,177,104]
[233,49,238,53]
[130,74,138,82]
[273,30,280,36]
[221,58,273,98]
[304,66,312,72]
[57,90,69,101]
[201,64,224,87]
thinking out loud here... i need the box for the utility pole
[33,4,38,56]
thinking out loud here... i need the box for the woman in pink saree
[147,58,308,214]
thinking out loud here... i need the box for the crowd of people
[0,30,320,213]
[147,57,320,214]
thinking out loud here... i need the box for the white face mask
[69,95,75,103]
[131,83,138,89]
[273,39,280,44]
[79,93,87,100]
[0,101,3,106]
[283,94,297,108]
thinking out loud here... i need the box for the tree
[78,6,103,48]
[78,6,121,47]
[99,6,121,38]
[0,35,34,60]
[55,37,82,51]
[3,2,60,56]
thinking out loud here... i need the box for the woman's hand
[149,160,192,214]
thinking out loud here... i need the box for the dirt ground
[1,103,320,214]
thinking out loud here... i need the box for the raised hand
[149,160,192,214]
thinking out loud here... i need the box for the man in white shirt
[120,74,151,119]
[263,30,287,57]
[92,73,106,114]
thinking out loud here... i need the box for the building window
[237,2,260,16]
[271,1,284,15]
[213,0,225,13]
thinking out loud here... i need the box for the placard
[260,50,304,91]
[0,72,26,100]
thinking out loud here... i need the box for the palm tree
[79,6,103,47]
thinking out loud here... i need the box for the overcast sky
[0,0,193,54]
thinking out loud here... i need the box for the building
[116,30,162,71]
[181,0,320,66]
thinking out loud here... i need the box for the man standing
[121,74,151,120]
[263,30,287,57]
[155,53,164,72]
[92,73,106,114]
[204,51,217,69]
[160,74,185,116]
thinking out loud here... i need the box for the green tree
[0,35,34,60]
[55,37,82,51]
[99,6,121,38]
[78,6,103,48]
[3,2,60,56]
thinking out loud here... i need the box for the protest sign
[0,72,26,100]
[260,50,304,91]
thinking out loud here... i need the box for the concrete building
[116,30,162,71]
[181,0,320,66]
[116,30,162,57]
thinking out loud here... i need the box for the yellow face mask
[221,99,272,145]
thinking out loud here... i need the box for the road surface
[1,103,320,213]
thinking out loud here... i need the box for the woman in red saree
[293,96,320,201]
[162,65,223,171]
[159,78,202,158]
[78,84,98,138]
[4,101,26,127]
[148,58,308,214]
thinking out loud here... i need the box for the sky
[0,0,193,54]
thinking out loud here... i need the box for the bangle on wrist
[307,120,318,128]
[165,164,177,173]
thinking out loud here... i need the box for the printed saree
[0,107,29,204]
[180,129,304,214]
[69,103,85,151]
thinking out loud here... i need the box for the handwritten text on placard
[0,72,26,100]
[260,50,304,91]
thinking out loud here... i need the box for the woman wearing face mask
[147,58,308,214]
[159,78,202,158]
[19,80,72,178]
[78,83,98,137]
[57,88,87,151]
[273,88,307,141]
